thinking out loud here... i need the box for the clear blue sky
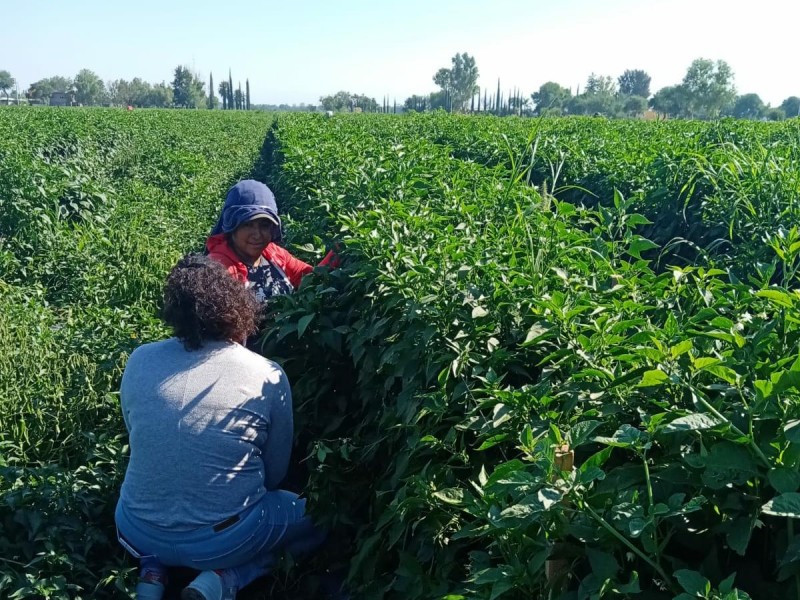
[4,0,798,106]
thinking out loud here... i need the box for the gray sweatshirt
[118,338,293,530]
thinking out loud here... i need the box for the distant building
[642,109,660,121]
[50,90,76,106]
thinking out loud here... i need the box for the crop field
[2,107,800,600]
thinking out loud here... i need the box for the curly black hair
[161,254,261,350]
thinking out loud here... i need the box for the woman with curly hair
[206,179,337,304]
[114,255,325,600]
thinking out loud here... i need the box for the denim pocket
[187,512,266,569]
[117,527,156,560]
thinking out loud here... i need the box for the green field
[2,107,800,599]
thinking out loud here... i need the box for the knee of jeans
[265,489,306,520]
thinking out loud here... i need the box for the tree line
[0,67,252,110]
[399,53,800,120]
[3,56,799,120]
[314,53,797,120]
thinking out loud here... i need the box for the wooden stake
[545,444,575,586]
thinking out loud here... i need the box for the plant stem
[693,390,771,468]
[642,450,662,572]
[582,502,676,592]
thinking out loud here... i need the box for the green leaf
[664,413,724,433]
[674,569,710,596]
[754,379,774,401]
[492,403,512,428]
[472,306,489,318]
[638,369,669,387]
[769,468,800,494]
[629,517,647,537]
[670,339,693,359]
[762,493,800,518]
[785,420,800,444]
[594,424,642,448]
[776,371,800,395]
[719,572,737,594]
[609,366,649,388]
[586,547,619,580]
[297,314,315,338]
[693,356,720,370]
[567,420,602,448]
[779,537,800,568]
[580,446,613,471]
[477,434,511,451]
[614,571,641,593]
[757,289,796,308]
[522,322,551,346]
[433,488,465,506]
[726,517,754,555]
[486,460,526,487]
[537,488,562,510]
[704,365,739,384]
[489,577,515,600]
[626,213,653,227]
[711,316,735,329]
[628,237,659,259]
[518,424,535,450]
[696,443,757,490]
[724,595,753,600]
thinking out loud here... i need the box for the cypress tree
[246,79,251,110]
[496,79,501,115]
[237,82,243,110]
[228,70,234,109]
[208,72,215,109]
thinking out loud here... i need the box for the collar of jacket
[206,233,277,282]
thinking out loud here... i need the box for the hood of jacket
[209,179,283,242]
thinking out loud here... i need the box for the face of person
[230,218,273,264]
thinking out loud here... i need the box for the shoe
[135,562,167,599]
[181,570,238,600]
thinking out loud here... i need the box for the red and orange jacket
[206,233,338,289]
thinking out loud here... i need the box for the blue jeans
[116,489,326,584]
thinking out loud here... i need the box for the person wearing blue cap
[206,180,337,303]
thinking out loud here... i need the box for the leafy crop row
[262,113,800,600]
[395,114,800,273]
[0,107,272,598]
[4,108,800,600]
